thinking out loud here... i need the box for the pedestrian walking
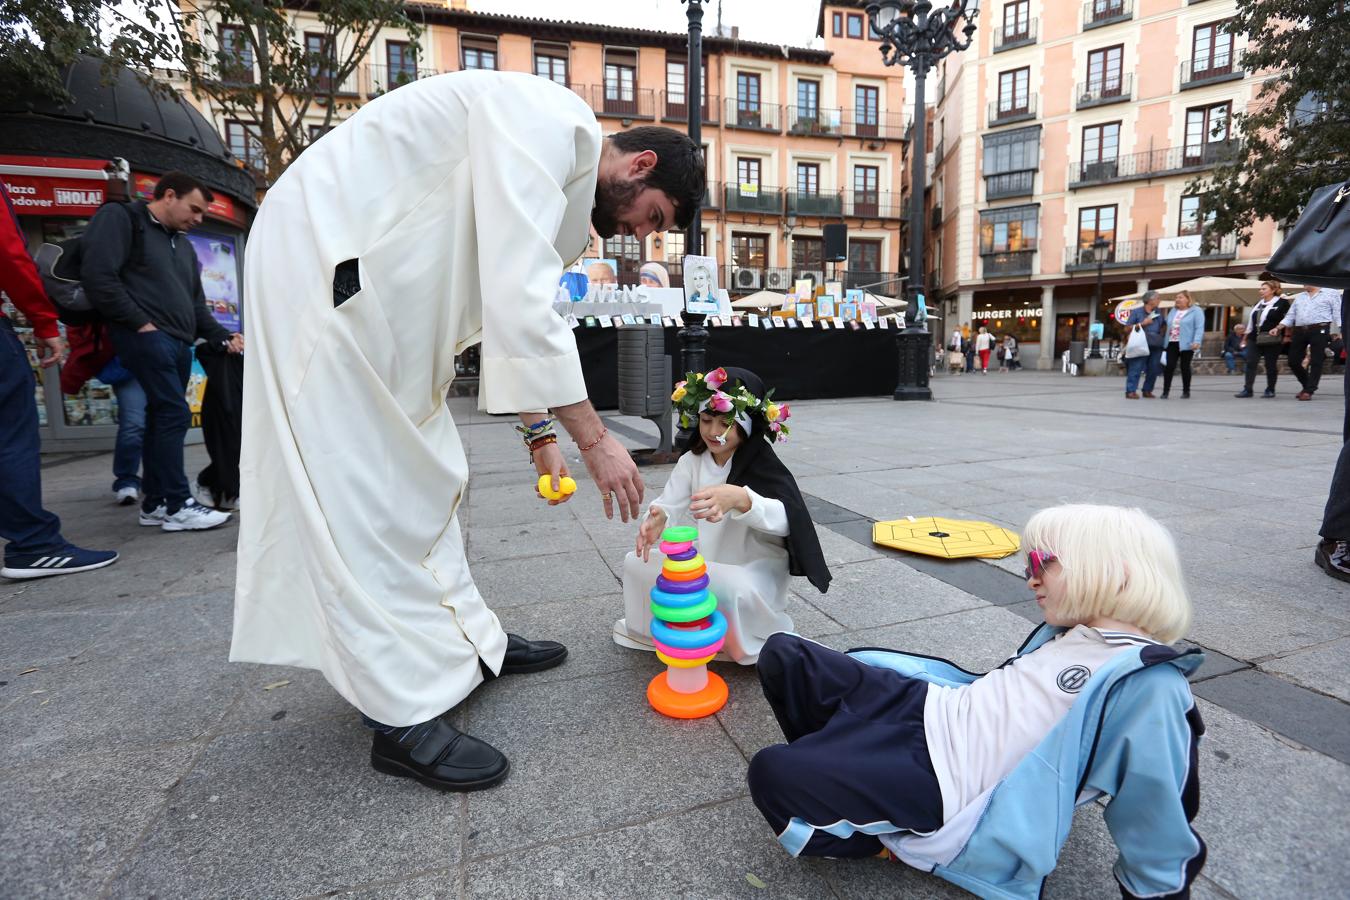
[1235,280,1291,398]
[1161,291,1203,399]
[974,326,994,373]
[1276,284,1342,401]
[0,182,119,580]
[1000,334,1018,371]
[1121,291,1168,398]
[80,171,244,531]
[231,71,705,792]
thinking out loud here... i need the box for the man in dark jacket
[0,182,118,579]
[80,171,243,532]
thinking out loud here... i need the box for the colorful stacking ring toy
[646,527,728,719]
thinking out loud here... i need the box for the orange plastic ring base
[647,670,728,719]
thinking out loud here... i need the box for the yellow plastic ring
[662,554,706,573]
[657,649,716,668]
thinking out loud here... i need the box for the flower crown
[671,367,793,444]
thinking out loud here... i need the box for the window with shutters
[534,42,568,85]
[998,68,1030,114]
[793,236,824,271]
[1184,102,1230,164]
[732,232,768,269]
[1087,46,1123,96]
[461,35,498,70]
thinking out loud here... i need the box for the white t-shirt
[975,332,994,351]
[923,625,1160,822]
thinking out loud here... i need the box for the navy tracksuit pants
[747,633,944,858]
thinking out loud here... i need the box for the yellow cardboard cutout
[872,516,1021,560]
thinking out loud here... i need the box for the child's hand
[636,508,666,562]
[690,484,750,524]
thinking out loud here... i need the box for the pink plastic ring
[659,540,694,556]
[653,634,725,659]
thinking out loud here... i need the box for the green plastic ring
[651,593,717,623]
[662,525,698,543]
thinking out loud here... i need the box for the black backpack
[35,201,145,326]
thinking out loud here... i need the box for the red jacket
[0,182,60,341]
[60,322,115,394]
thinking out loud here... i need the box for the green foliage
[1198,0,1350,243]
[146,0,423,181]
[0,0,144,106]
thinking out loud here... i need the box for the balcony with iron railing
[725,98,783,133]
[787,189,844,216]
[993,18,1038,52]
[659,92,719,125]
[1180,55,1242,89]
[366,64,440,95]
[787,106,845,137]
[309,67,361,97]
[843,190,906,218]
[1063,233,1238,270]
[204,55,258,87]
[840,108,909,141]
[1076,73,1132,109]
[989,94,1037,126]
[1067,139,1241,188]
[986,170,1036,200]
[982,249,1037,277]
[723,183,786,214]
[1083,0,1133,30]
[573,84,657,119]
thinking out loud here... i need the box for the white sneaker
[161,499,231,532]
[191,480,217,509]
[114,486,139,506]
[139,504,167,527]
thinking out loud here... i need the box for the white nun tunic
[615,450,794,664]
[231,72,601,726]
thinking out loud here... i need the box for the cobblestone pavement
[2,370,1346,898]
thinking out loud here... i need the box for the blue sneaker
[1,545,119,580]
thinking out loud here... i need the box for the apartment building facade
[186,1,913,294]
[919,0,1280,367]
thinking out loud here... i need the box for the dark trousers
[1163,342,1194,394]
[1243,341,1282,393]
[1322,306,1350,539]
[1288,325,1331,394]
[110,326,193,513]
[747,634,944,858]
[0,319,64,557]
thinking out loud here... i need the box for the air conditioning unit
[799,270,825,291]
[765,269,792,291]
[734,267,763,291]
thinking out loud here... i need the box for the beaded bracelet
[577,427,608,452]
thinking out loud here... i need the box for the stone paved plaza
[3,369,1348,899]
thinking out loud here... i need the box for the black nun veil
[718,367,832,593]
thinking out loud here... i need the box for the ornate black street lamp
[1089,234,1110,358]
[866,0,981,400]
[675,0,707,450]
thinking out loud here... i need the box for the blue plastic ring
[656,573,710,594]
[649,586,711,609]
[650,610,727,650]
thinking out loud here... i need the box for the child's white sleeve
[648,452,695,527]
[728,487,790,536]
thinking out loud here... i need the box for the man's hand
[581,432,644,522]
[636,507,666,562]
[226,332,245,354]
[532,441,572,506]
[137,323,158,334]
[37,336,66,369]
[690,484,750,524]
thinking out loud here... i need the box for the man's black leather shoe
[481,633,568,680]
[370,718,509,791]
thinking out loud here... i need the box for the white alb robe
[230,72,601,725]
[615,450,793,664]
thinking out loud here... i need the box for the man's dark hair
[608,126,705,231]
[153,171,215,204]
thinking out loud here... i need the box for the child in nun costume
[615,367,831,663]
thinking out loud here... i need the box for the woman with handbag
[1121,291,1168,398]
[974,326,994,374]
[1235,280,1291,398]
[1161,291,1204,399]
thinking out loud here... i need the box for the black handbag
[1266,181,1350,288]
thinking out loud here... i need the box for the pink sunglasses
[1024,550,1057,581]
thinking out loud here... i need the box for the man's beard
[592,177,643,239]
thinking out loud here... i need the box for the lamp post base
[673,315,709,450]
[893,327,933,401]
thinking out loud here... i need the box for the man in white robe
[231,71,706,791]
